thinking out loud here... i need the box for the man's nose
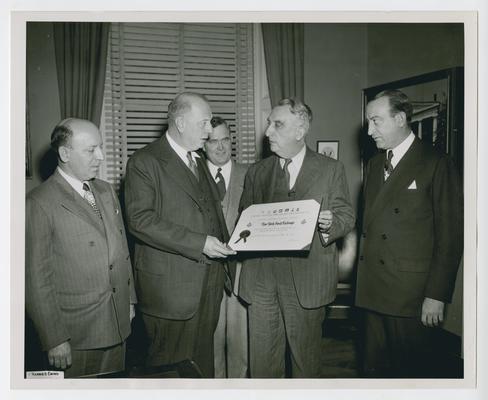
[217,140,224,150]
[367,123,375,136]
[265,125,272,137]
[95,147,104,161]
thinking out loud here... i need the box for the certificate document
[228,199,321,251]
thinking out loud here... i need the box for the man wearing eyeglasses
[204,117,249,378]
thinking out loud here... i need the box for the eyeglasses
[206,137,231,146]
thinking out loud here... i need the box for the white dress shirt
[207,159,232,190]
[57,166,86,198]
[388,131,415,168]
[279,145,306,189]
[166,132,200,168]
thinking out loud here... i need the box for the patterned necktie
[283,158,292,189]
[384,150,394,180]
[187,152,199,181]
[215,167,226,201]
[82,182,102,219]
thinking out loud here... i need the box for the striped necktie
[187,152,199,181]
[384,150,394,180]
[215,167,226,200]
[283,158,292,189]
[82,182,102,219]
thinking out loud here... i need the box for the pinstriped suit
[26,170,136,361]
[238,148,355,377]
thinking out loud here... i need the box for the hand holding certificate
[228,199,321,251]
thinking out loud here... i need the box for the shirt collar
[166,132,200,166]
[57,166,85,197]
[207,159,232,176]
[389,132,415,168]
[280,144,306,170]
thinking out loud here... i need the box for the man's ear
[296,126,306,141]
[58,145,71,163]
[175,116,185,132]
[394,111,407,128]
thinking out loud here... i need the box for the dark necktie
[283,158,292,189]
[187,152,199,181]
[384,150,394,180]
[215,167,226,201]
[82,182,102,219]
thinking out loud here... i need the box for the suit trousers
[214,263,248,378]
[248,259,324,378]
[64,342,125,378]
[141,263,225,378]
[361,309,438,378]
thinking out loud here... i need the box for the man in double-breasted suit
[355,89,463,377]
[26,118,136,378]
[124,92,235,378]
[238,98,355,378]
[204,116,249,378]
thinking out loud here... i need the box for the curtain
[261,23,304,107]
[53,22,110,126]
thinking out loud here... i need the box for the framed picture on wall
[317,140,339,160]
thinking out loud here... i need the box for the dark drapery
[261,23,304,107]
[53,22,110,126]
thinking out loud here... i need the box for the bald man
[26,118,137,378]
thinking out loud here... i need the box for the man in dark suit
[204,116,249,378]
[124,92,235,378]
[238,98,355,378]
[355,89,463,378]
[26,118,136,378]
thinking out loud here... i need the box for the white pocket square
[407,180,417,190]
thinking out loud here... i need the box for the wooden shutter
[101,22,255,188]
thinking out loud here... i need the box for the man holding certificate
[238,98,355,378]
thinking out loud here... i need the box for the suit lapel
[158,135,204,209]
[259,156,281,203]
[52,171,106,235]
[364,139,425,228]
[293,147,322,199]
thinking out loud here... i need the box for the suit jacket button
[89,241,95,246]
[359,255,364,261]
[394,208,400,213]
[128,279,131,285]
[382,234,387,240]
[362,233,366,238]
[379,259,385,265]
[109,264,114,270]
[112,288,116,293]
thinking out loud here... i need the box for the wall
[26,22,61,193]
[367,23,464,86]
[304,23,368,212]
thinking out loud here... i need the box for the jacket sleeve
[323,161,356,245]
[25,196,70,351]
[124,155,207,262]
[424,155,463,303]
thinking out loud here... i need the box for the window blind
[101,22,255,188]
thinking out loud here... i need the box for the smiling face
[59,120,104,181]
[204,123,232,167]
[265,105,306,159]
[366,96,409,150]
[178,97,213,151]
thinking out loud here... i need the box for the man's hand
[48,341,72,370]
[421,297,445,327]
[203,236,236,258]
[130,304,136,321]
[318,210,333,233]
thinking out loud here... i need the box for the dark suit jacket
[26,170,136,351]
[238,147,355,308]
[355,138,463,317]
[124,134,232,320]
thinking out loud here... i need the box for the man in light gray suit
[204,117,249,378]
[26,118,136,378]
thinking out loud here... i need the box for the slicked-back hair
[278,97,313,131]
[50,120,74,153]
[167,92,209,126]
[210,116,229,129]
[374,89,413,126]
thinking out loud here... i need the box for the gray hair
[278,97,313,131]
[167,92,209,126]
